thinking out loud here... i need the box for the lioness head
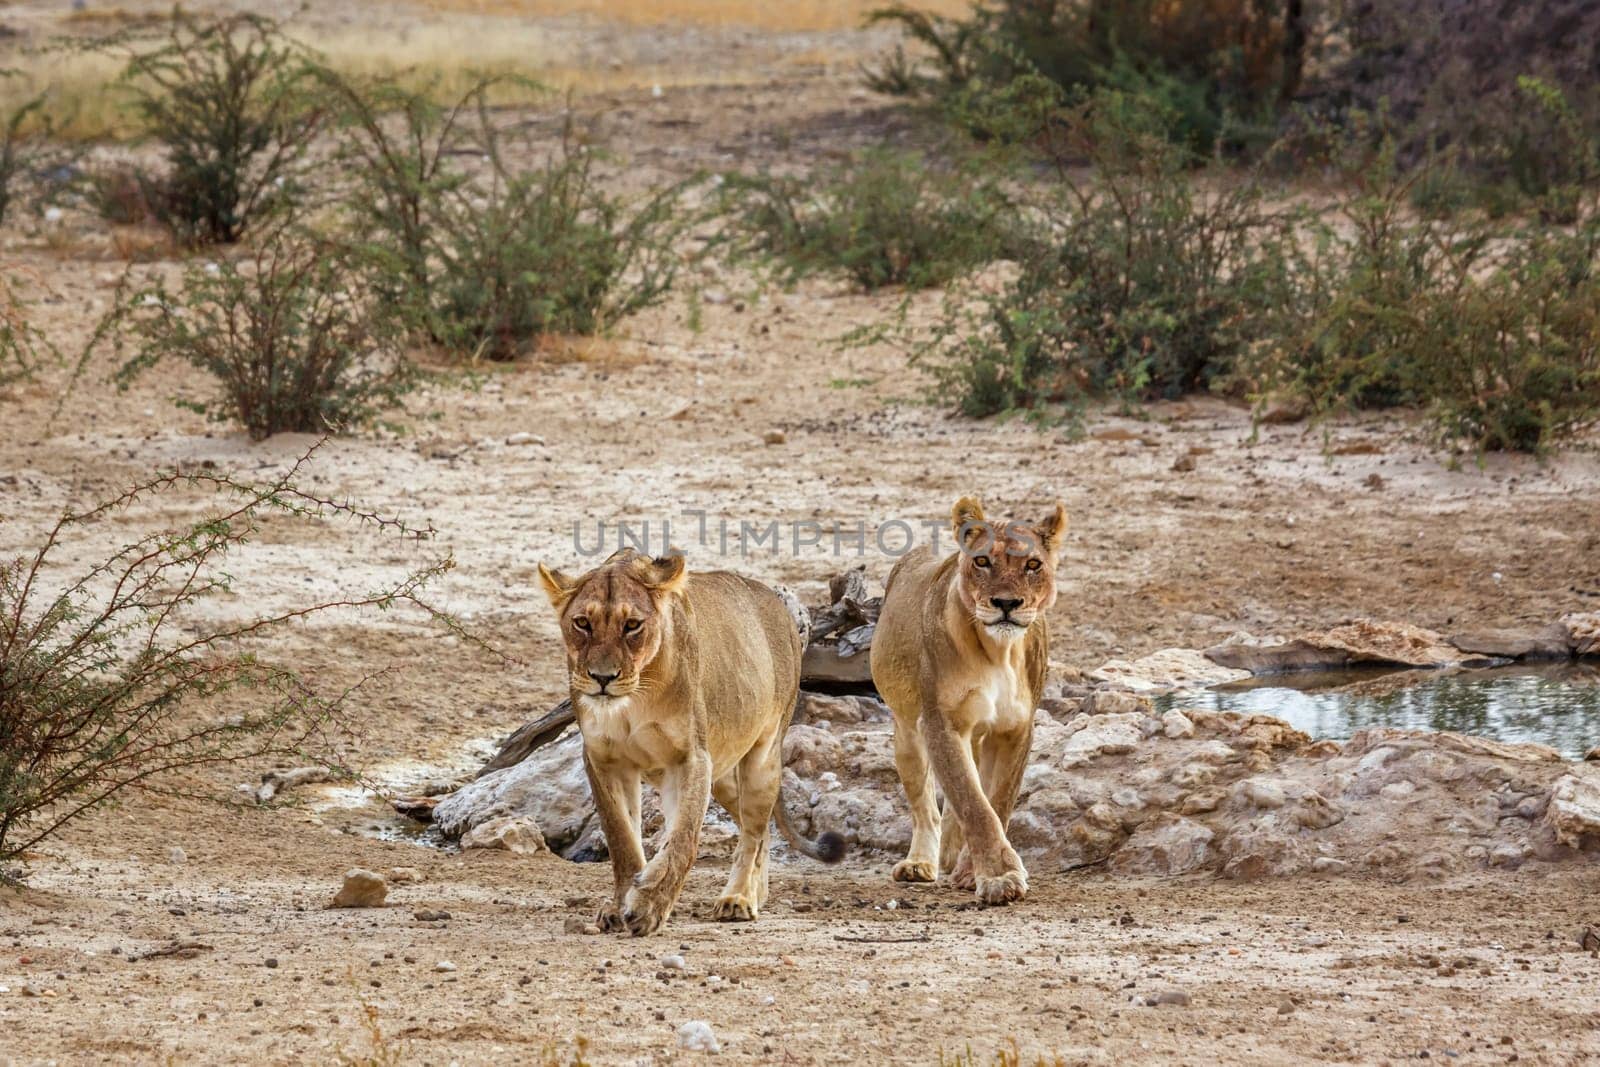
[537,549,688,707]
[949,496,1068,640]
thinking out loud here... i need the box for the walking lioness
[538,549,843,936]
[871,497,1068,905]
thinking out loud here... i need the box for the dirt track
[3,5,1600,1065]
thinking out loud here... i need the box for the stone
[564,917,601,935]
[1062,713,1144,761]
[1148,990,1191,1007]
[167,846,187,865]
[660,954,686,971]
[1087,648,1249,691]
[505,432,545,446]
[1447,625,1571,661]
[413,909,452,922]
[1293,793,1345,830]
[329,870,387,909]
[1206,620,1490,674]
[1563,612,1600,657]
[1543,765,1600,851]
[1162,710,1196,739]
[1110,815,1214,877]
[1587,746,1600,763]
[677,1021,720,1052]
[1220,831,1305,880]
[460,815,548,855]
[387,867,423,884]
[435,960,457,973]
[1487,844,1525,869]
[1380,781,1417,800]
[1082,691,1151,716]
[1240,779,1288,809]
[762,429,787,445]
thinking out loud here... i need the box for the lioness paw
[891,859,936,883]
[975,869,1028,906]
[946,855,976,891]
[596,906,626,933]
[710,894,758,923]
[622,888,670,936]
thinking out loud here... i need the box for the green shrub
[0,91,46,227]
[722,148,1023,291]
[117,11,322,244]
[910,91,1293,421]
[1,272,57,389]
[0,451,457,874]
[869,0,1307,152]
[1255,121,1600,452]
[321,71,688,361]
[107,232,416,439]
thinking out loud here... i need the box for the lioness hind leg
[890,715,940,883]
[711,744,779,923]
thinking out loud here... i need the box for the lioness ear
[1038,502,1069,556]
[537,562,578,609]
[951,496,987,547]
[638,553,688,597]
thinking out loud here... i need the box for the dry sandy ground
[4,5,1600,1065]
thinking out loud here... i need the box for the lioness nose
[588,670,619,690]
[991,597,1023,613]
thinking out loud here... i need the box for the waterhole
[1159,664,1600,759]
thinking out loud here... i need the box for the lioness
[870,497,1067,905]
[538,549,844,936]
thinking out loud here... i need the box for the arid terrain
[3,3,1600,1065]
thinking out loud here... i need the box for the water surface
[1157,664,1600,759]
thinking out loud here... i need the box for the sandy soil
[3,4,1600,1064]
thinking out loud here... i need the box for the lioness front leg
[583,753,643,933]
[974,722,1033,902]
[624,750,710,936]
[923,712,1027,905]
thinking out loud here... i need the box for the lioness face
[537,552,687,707]
[949,496,1068,641]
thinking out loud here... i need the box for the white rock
[435,960,457,973]
[1380,781,1416,800]
[1544,765,1600,850]
[460,814,548,855]
[1240,779,1287,809]
[505,432,545,447]
[1162,710,1196,739]
[677,1020,720,1052]
[167,846,187,865]
[1089,648,1249,691]
[660,954,686,971]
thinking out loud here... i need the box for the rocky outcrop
[1206,620,1494,674]
[423,693,1598,881]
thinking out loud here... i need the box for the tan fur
[537,549,834,936]
[869,497,1067,905]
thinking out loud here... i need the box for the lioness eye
[623,619,642,634]
[572,617,591,633]
[973,555,991,569]
[1026,559,1042,572]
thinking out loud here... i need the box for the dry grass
[409,0,968,32]
[1,4,885,141]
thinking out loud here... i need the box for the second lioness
[538,549,843,936]
[871,496,1067,905]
